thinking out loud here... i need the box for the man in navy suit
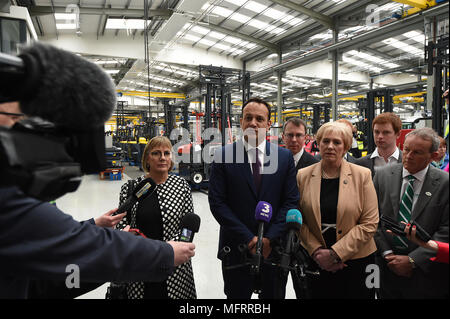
[208,97,299,299]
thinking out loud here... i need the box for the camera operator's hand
[168,241,195,266]
[94,208,126,228]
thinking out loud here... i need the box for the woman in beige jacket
[297,121,379,299]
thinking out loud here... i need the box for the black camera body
[0,118,106,201]
[0,43,115,201]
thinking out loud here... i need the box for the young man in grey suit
[374,127,449,299]
[355,112,403,177]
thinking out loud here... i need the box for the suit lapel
[411,167,439,220]
[259,141,272,198]
[389,164,403,218]
[310,163,322,230]
[236,140,257,197]
[336,161,352,225]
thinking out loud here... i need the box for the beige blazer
[297,160,379,262]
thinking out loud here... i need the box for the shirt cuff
[382,250,393,257]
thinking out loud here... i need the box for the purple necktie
[251,149,261,194]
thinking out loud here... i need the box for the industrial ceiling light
[105,19,151,30]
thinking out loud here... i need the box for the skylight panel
[383,38,423,56]
[402,31,425,43]
[223,36,242,44]
[212,6,233,18]
[198,38,216,46]
[264,8,285,20]
[244,1,268,13]
[214,43,231,51]
[231,49,246,55]
[247,19,268,29]
[184,34,201,42]
[287,17,304,26]
[209,31,226,39]
[230,12,251,24]
[192,25,209,35]
[347,50,400,69]
[270,27,286,34]
[226,0,247,6]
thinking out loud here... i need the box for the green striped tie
[394,175,416,251]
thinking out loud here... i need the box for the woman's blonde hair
[142,136,174,173]
[316,121,352,154]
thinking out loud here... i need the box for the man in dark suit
[374,127,449,299]
[355,112,403,177]
[282,118,318,171]
[208,97,299,299]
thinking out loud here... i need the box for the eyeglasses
[285,133,305,139]
[150,150,172,158]
[0,111,25,120]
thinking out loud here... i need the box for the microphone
[280,209,303,273]
[115,178,157,215]
[0,42,116,129]
[254,201,273,267]
[179,213,201,243]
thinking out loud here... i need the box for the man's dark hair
[282,118,307,134]
[241,97,271,120]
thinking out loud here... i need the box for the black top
[320,178,339,248]
[136,189,163,240]
[135,188,167,299]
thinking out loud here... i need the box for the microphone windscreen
[18,42,116,130]
[181,213,201,233]
[255,201,272,223]
[286,209,302,230]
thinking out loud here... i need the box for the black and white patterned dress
[113,174,197,299]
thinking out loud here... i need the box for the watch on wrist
[408,256,416,269]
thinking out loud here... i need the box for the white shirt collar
[402,165,429,183]
[293,148,304,165]
[242,135,266,154]
[370,147,400,160]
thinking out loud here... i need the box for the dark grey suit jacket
[355,149,402,178]
[373,163,449,298]
[296,150,319,171]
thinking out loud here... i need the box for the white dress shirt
[371,147,400,173]
[293,148,305,167]
[401,166,429,211]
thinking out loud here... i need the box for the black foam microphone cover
[180,214,201,242]
[2,42,116,129]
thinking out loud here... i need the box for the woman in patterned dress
[111,136,197,299]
